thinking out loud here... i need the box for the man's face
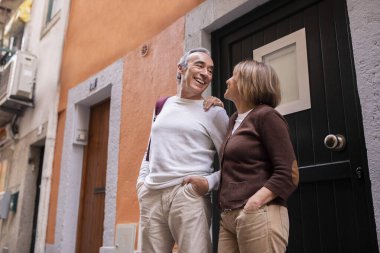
[178,52,214,100]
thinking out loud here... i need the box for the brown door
[76,99,110,253]
[212,0,378,252]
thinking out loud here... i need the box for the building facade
[1,0,377,252]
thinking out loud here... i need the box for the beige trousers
[218,205,289,253]
[138,184,212,253]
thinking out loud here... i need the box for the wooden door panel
[288,178,358,253]
[299,161,351,182]
[76,99,110,253]
[292,177,360,252]
[303,5,331,164]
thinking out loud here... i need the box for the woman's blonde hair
[234,60,281,108]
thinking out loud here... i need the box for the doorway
[30,145,44,253]
[76,99,110,253]
[211,0,378,252]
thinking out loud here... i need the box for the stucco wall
[18,0,69,138]
[346,0,380,244]
[58,0,204,112]
[117,17,184,224]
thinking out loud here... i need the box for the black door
[211,0,378,252]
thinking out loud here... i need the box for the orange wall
[58,0,204,111]
[117,18,184,223]
[46,110,66,244]
[50,0,204,244]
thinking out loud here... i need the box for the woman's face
[224,72,240,102]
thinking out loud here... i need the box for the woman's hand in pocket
[244,187,276,211]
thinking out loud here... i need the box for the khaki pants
[138,184,212,253]
[218,205,289,253]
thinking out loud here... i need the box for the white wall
[18,0,69,137]
[346,0,380,245]
[4,1,72,252]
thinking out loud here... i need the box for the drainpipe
[34,84,60,253]
[33,0,72,252]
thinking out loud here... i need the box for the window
[41,0,61,37]
[46,0,60,24]
[253,28,311,115]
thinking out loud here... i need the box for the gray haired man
[137,48,228,253]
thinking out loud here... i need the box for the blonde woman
[216,60,299,253]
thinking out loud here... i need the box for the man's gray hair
[177,48,211,81]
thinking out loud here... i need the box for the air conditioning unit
[0,51,37,113]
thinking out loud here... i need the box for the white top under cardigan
[137,96,229,191]
[231,109,253,134]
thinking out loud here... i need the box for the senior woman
[216,60,299,253]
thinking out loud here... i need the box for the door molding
[345,0,380,243]
[47,59,123,253]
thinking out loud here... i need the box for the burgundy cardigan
[218,104,299,210]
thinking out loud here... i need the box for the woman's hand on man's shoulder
[203,96,224,111]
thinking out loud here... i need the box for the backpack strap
[146,96,170,161]
[154,96,170,120]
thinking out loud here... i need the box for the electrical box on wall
[73,105,89,146]
[0,191,11,219]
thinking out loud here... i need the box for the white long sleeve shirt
[137,96,229,191]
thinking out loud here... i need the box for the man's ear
[177,64,183,73]
[177,64,184,79]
